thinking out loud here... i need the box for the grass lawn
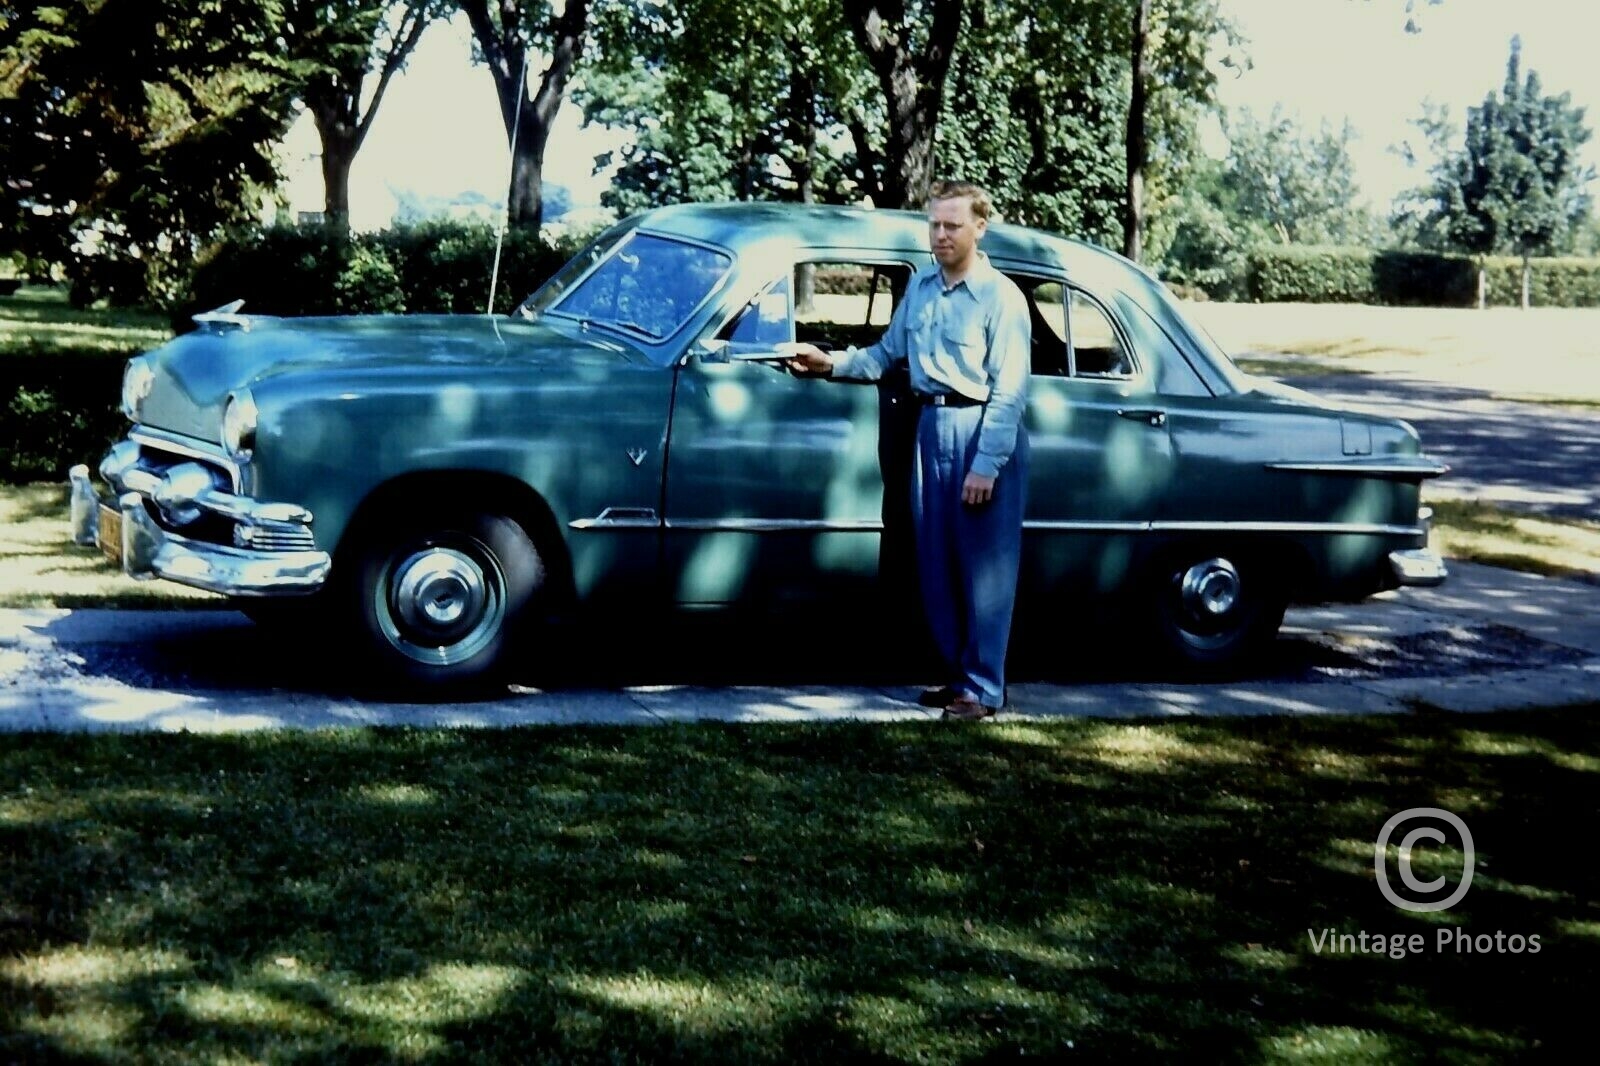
[1187,302,1600,403]
[0,286,170,358]
[2,714,1596,1062]
[0,484,220,609]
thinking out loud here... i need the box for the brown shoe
[917,685,959,708]
[942,696,996,721]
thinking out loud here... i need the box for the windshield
[537,231,733,341]
[517,216,643,320]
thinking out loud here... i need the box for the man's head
[925,181,992,274]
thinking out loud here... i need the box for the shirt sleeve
[828,288,909,382]
[970,281,1031,479]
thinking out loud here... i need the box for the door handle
[1116,408,1167,427]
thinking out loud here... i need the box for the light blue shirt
[830,252,1031,478]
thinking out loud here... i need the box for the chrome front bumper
[1389,548,1448,587]
[69,448,330,597]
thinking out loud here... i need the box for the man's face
[928,195,986,270]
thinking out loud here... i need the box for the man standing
[786,181,1031,720]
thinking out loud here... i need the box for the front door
[662,259,917,606]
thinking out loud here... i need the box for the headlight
[221,389,258,460]
[120,357,154,421]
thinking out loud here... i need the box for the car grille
[235,526,317,552]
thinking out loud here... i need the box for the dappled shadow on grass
[2,712,1597,1062]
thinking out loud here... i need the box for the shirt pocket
[941,320,987,364]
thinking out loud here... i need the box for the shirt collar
[928,251,998,302]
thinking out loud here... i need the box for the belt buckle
[930,393,947,407]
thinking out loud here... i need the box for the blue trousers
[910,405,1029,708]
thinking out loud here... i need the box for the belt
[914,391,985,408]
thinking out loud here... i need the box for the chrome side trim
[1265,459,1450,479]
[570,506,661,531]
[573,517,1427,537]
[1024,520,1150,532]
[1390,548,1448,587]
[664,518,884,533]
[130,426,243,491]
[1152,520,1424,536]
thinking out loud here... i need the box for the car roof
[631,201,1148,289]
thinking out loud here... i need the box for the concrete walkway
[2,561,1598,734]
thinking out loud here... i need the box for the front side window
[717,260,913,352]
[546,232,733,340]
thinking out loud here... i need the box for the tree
[1217,107,1371,245]
[1410,37,1594,307]
[459,0,594,231]
[938,1,1234,258]
[288,2,446,230]
[577,0,866,217]
[1123,0,1151,259]
[839,0,964,209]
[0,1,300,303]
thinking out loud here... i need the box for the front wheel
[346,511,544,696]
[1148,551,1286,672]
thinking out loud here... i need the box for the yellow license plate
[97,503,123,567]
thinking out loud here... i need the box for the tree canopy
[1420,37,1594,262]
[0,1,300,301]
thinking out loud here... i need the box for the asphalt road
[1282,373,1600,521]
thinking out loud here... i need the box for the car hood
[135,313,645,442]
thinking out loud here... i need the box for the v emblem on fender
[626,447,648,467]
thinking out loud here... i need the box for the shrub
[1247,246,1376,303]
[1247,246,1600,306]
[174,221,578,328]
[1,350,127,484]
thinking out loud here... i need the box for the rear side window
[1067,290,1134,378]
[1008,275,1135,380]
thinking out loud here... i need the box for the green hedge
[2,350,126,483]
[1246,246,1600,306]
[175,221,580,330]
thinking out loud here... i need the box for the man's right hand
[784,342,833,376]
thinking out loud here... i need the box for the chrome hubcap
[379,545,505,665]
[1179,558,1241,622]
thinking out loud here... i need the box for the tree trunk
[311,103,359,232]
[1521,257,1531,310]
[461,0,591,234]
[507,117,548,231]
[790,62,817,314]
[1477,263,1487,309]
[842,0,963,210]
[1123,0,1152,262]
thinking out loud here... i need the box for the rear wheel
[1149,550,1286,671]
[345,510,544,696]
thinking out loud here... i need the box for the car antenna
[487,47,533,317]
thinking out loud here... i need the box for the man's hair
[926,180,993,222]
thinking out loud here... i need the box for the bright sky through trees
[276,0,1600,231]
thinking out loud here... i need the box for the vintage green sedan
[69,203,1447,692]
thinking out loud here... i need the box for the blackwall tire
[1149,550,1286,672]
[347,511,543,697]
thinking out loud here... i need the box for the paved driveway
[3,562,1598,733]
[1282,373,1600,520]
